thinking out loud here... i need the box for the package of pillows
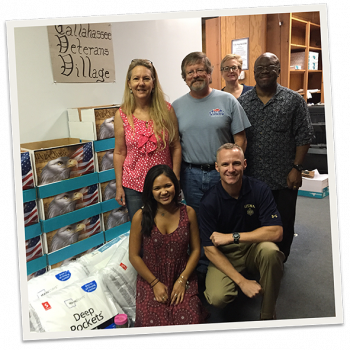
[27,233,137,332]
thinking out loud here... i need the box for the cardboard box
[298,186,329,199]
[100,179,116,202]
[47,239,103,270]
[308,51,319,70]
[96,149,114,172]
[21,139,95,186]
[43,214,102,254]
[290,51,319,70]
[21,151,34,190]
[102,206,129,231]
[24,200,39,227]
[298,169,329,198]
[67,105,120,141]
[290,52,305,70]
[26,235,43,262]
[38,184,99,220]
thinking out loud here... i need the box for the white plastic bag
[77,233,129,275]
[27,261,88,304]
[28,234,132,332]
[27,260,89,332]
[100,236,137,323]
[29,274,120,332]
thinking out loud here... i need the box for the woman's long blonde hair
[121,59,175,149]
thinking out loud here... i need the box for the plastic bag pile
[27,233,137,332]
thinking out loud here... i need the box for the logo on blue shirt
[209,108,225,117]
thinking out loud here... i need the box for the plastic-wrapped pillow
[77,233,129,275]
[99,235,137,324]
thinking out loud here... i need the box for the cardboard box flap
[68,104,119,122]
[21,138,86,151]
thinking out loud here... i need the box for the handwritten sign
[47,23,115,83]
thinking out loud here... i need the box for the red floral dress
[135,204,207,327]
[120,104,172,193]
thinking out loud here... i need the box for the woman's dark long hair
[141,165,181,237]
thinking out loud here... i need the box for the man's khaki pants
[204,242,284,320]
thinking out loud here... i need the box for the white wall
[15,18,202,143]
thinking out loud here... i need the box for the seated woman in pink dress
[129,164,207,327]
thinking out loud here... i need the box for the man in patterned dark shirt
[238,52,314,262]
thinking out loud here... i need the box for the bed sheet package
[28,234,133,332]
[29,274,120,332]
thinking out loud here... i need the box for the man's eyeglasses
[221,65,240,72]
[186,69,207,77]
[255,65,279,73]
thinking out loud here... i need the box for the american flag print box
[26,236,43,263]
[43,215,102,255]
[21,151,34,190]
[94,106,119,140]
[96,149,114,172]
[21,138,95,186]
[102,206,129,231]
[24,200,39,227]
[38,184,99,221]
[99,179,116,202]
[67,105,119,141]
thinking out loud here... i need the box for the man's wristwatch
[232,232,240,244]
[292,164,303,172]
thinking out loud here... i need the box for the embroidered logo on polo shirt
[244,204,255,216]
[209,108,225,117]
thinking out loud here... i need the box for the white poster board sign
[231,37,249,70]
[47,23,115,83]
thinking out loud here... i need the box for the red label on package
[42,302,51,311]
[120,263,127,270]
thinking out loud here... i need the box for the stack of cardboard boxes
[21,104,130,277]
[299,169,329,199]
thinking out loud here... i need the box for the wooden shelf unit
[267,11,323,103]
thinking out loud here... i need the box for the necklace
[157,207,168,216]
[157,205,176,217]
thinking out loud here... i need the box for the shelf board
[291,17,308,25]
[309,46,322,51]
[308,70,322,73]
[308,147,327,155]
[290,69,305,74]
[291,44,307,49]
[310,22,321,28]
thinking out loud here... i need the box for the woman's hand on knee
[115,187,126,206]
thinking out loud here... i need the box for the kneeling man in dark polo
[198,143,284,320]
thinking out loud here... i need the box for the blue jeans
[180,163,221,274]
[180,163,220,215]
[124,187,143,221]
